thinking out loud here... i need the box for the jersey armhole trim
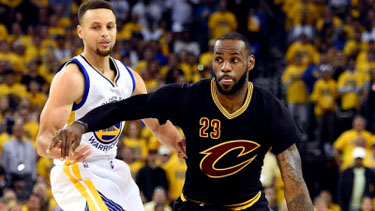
[70,58,90,111]
[121,62,136,93]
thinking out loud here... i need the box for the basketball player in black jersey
[51,32,313,211]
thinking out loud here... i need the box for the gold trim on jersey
[211,78,253,119]
[67,111,75,125]
[80,55,119,87]
[180,191,261,210]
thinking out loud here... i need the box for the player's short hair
[216,32,252,55]
[78,0,115,24]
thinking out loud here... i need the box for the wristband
[75,120,88,133]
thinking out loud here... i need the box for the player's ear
[248,55,255,71]
[77,25,83,39]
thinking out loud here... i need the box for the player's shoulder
[51,57,85,86]
[57,57,82,74]
[252,83,279,103]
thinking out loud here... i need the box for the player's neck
[216,82,249,113]
[82,51,111,73]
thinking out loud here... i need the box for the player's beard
[96,46,112,57]
[215,70,248,95]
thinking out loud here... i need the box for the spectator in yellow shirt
[333,116,375,170]
[0,69,27,99]
[343,29,366,57]
[310,64,338,156]
[286,34,319,67]
[159,146,186,201]
[26,80,47,111]
[118,14,144,40]
[337,56,366,132]
[208,0,237,39]
[122,121,149,162]
[281,53,309,136]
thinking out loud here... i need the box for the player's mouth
[99,41,111,47]
[219,76,234,85]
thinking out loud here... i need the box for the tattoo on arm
[277,144,313,211]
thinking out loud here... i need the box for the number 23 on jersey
[199,117,221,139]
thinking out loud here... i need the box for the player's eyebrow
[229,52,241,56]
[91,21,115,25]
[215,51,241,55]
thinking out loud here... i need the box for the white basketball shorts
[50,158,143,211]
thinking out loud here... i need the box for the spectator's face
[319,191,331,203]
[27,195,41,211]
[78,9,116,57]
[213,40,254,95]
[353,118,365,131]
[361,197,374,211]
[153,189,167,203]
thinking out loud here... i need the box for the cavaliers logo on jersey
[200,140,260,178]
[93,122,122,144]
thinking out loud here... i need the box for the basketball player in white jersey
[36,1,185,210]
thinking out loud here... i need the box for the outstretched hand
[48,122,88,160]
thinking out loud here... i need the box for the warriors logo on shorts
[93,122,122,144]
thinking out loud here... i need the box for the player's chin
[96,48,111,57]
[220,86,234,94]
[219,83,233,90]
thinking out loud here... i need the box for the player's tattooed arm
[276,144,313,211]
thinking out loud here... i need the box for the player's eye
[107,25,114,30]
[215,57,223,63]
[92,26,99,30]
[232,58,239,63]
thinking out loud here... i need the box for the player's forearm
[144,119,182,151]
[277,145,313,211]
[283,180,312,211]
[80,94,154,132]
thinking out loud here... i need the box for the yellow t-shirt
[337,71,366,110]
[26,92,47,110]
[310,79,338,116]
[0,24,8,41]
[161,153,187,200]
[0,52,26,73]
[333,129,374,170]
[316,17,342,31]
[281,64,308,103]
[118,22,143,40]
[48,26,66,37]
[199,52,213,67]
[285,41,319,66]
[23,121,39,145]
[37,157,53,181]
[0,132,11,154]
[343,40,367,56]
[208,11,238,39]
[122,137,149,159]
[135,60,147,73]
[248,15,260,32]
[0,83,27,99]
[0,0,22,7]
[287,1,318,28]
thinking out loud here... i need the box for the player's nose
[221,60,232,72]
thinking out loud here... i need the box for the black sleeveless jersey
[146,78,300,206]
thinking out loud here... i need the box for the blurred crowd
[0,0,374,210]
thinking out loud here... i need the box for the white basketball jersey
[67,55,135,161]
